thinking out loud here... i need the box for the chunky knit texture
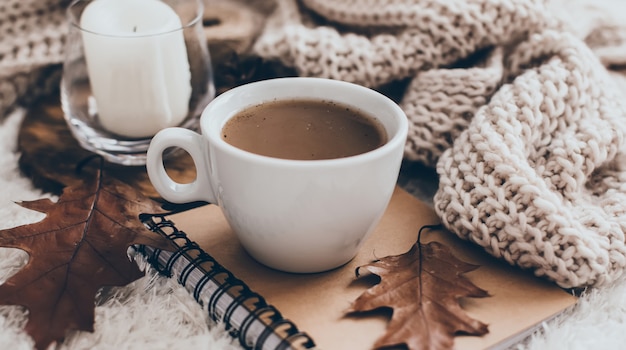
[436,31,626,288]
[254,0,626,289]
[0,0,67,117]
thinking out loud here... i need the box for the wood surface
[17,98,195,198]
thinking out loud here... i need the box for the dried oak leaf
[0,169,173,350]
[349,238,489,350]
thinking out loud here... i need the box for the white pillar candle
[80,0,192,138]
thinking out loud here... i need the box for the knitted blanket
[253,0,626,290]
[2,0,626,349]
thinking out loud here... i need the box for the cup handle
[146,127,216,204]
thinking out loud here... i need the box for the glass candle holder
[61,0,215,166]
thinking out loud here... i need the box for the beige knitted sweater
[0,0,67,115]
[253,0,626,289]
[3,0,626,289]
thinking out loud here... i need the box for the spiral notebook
[138,187,577,350]
[137,215,316,350]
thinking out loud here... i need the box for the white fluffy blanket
[2,0,626,349]
[2,110,626,350]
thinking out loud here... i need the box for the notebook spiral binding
[136,212,317,350]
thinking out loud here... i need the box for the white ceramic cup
[146,77,408,273]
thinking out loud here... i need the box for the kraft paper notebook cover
[167,187,577,350]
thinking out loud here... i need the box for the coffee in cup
[146,77,408,273]
[221,98,387,160]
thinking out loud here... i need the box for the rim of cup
[201,77,409,168]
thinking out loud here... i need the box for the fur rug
[0,109,242,349]
[2,0,626,349]
[2,107,626,350]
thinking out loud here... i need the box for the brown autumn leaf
[349,236,489,350]
[0,165,174,350]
